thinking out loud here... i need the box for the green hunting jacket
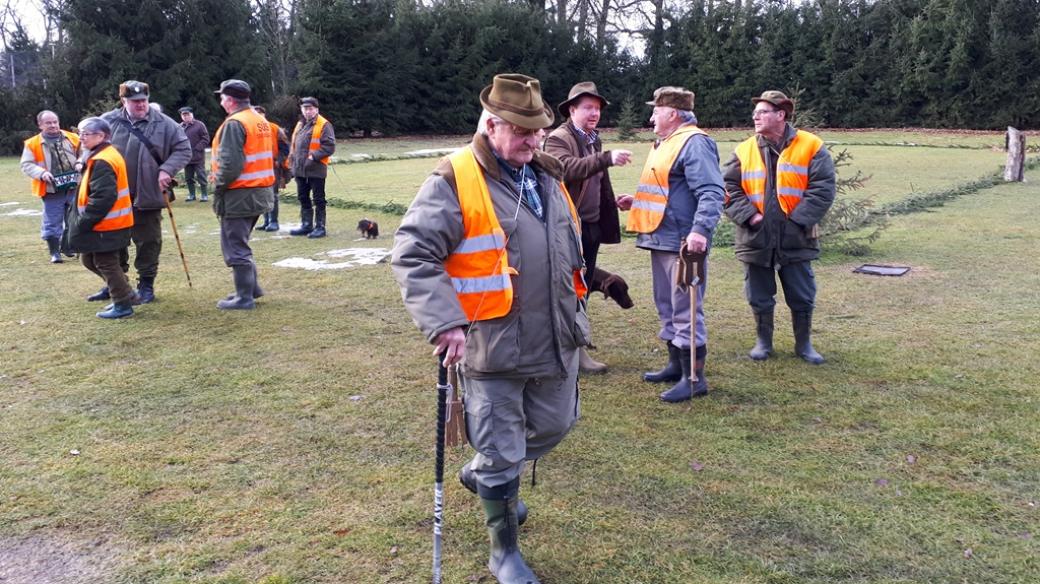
[211,108,275,219]
[723,124,836,267]
[63,144,132,254]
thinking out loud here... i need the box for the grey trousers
[650,250,708,349]
[744,261,816,314]
[461,350,580,490]
[220,216,260,266]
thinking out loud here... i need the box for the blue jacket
[635,128,725,252]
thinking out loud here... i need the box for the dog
[357,219,379,239]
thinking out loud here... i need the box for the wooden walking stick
[163,189,192,288]
[678,247,702,382]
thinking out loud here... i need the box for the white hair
[476,109,506,135]
[677,110,698,125]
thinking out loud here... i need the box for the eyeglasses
[495,121,542,138]
[80,131,103,137]
[752,108,780,118]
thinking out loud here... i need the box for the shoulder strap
[111,116,164,165]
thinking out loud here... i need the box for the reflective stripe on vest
[445,147,586,322]
[734,130,823,217]
[291,115,330,166]
[626,125,707,233]
[211,109,276,189]
[25,131,80,197]
[78,145,133,232]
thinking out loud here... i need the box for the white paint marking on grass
[405,147,459,156]
[3,209,43,217]
[0,201,21,206]
[273,248,391,271]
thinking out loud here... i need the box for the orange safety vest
[78,145,133,232]
[446,146,586,322]
[25,130,80,197]
[211,108,276,189]
[290,115,330,166]
[734,130,823,217]
[268,121,290,170]
[626,125,707,233]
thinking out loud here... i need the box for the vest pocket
[464,314,521,374]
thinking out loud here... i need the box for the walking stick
[433,356,450,584]
[678,247,702,382]
[163,189,192,288]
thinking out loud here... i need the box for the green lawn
[1,130,1036,583]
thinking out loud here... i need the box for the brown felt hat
[480,74,554,130]
[557,81,609,118]
[646,86,694,111]
[752,90,794,116]
[119,80,149,100]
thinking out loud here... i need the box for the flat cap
[178,106,193,114]
[300,97,320,108]
[646,86,694,111]
[214,79,251,99]
[119,80,150,100]
[751,90,794,115]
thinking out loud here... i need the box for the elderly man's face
[487,118,544,168]
[123,97,150,121]
[570,96,602,133]
[301,104,319,120]
[650,106,679,138]
[752,104,786,137]
[38,113,61,137]
[180,111,194,123]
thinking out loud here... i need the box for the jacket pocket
[571,305,591,348]
[781,220,818,250]
[734,221,767,249]
[464,314,521,374]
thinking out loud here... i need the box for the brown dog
[357,219,379,239]
[589,267,633,309]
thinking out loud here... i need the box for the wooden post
[1004,126,1025,182]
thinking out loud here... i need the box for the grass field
[1,130,1037,583]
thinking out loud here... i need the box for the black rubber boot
[749,311,774,361]
[659,346,693,403]
[460,465,528,526]
[793,311,824,364]
[224,262,265,301]
[481,478,540,584]
[308,207,326,238]
[691,345,709,398]
[46,237,63,263]
[264,199,280,231]
[644,342,682,383]
[96,301,133,319]
[290,208,313,236]
[256,213,271,231]
[217,264,256,310]
[136,277,155,304]
[87,287,110,302]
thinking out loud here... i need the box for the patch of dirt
[0,533,122,584]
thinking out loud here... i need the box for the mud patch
[0,532,122,584]
[273,247,391,270]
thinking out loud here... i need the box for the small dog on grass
[357,219,379,239]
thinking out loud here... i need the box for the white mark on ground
[273,248,391,271]
[0,201,21,206]
[2,209,43,217]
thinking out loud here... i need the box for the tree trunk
[1004,126,1025,182]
